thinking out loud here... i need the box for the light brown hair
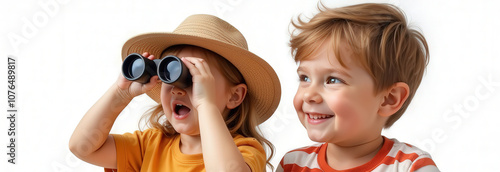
[140,45,274,170]
[290,3,429,128]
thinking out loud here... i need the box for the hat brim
[122,33,281,124]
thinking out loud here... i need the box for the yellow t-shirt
[104,128,266,172]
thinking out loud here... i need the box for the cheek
[293,90,302,111]
[212,70,231,112]
[293,90,306,123]
[326,91,361,121]
[160,84,173,114]
[326,90,377,127]
[212,86,229,113]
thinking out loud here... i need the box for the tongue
[178,106,190,115]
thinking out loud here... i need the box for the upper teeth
[308,114,333,119]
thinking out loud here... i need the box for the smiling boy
[277,3,439,172]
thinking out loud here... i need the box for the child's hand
[116,52,160,100]
[180,57,217,110]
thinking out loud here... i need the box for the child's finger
[183,57,209,75]
[181,57,201,76]
[200,58,211,75]
[140,52,155,60]
[189,58,207,74]
[147,55,155,60]
[142,75,160,92]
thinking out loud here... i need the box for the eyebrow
[297,66,352,78]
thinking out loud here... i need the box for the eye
[299,75,311,82]
[326,77,343,84]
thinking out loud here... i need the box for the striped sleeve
[277,143,324,172]
[373,140,438,172]
[404,143,438,172]
[413,164,440,172]
[410,156,438,172]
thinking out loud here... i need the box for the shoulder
[387,138,433,159]
[232,135,265,154]
[120,128,164,138]
[109,129,181,172]
[113,128,175,145]
[381,137,438,171]
[233,135,264,151]
[233,135,263,147]
[232,135,267,172]
[278,143,324,171]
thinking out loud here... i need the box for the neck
[326,136,384,170]
[179,134,202,154]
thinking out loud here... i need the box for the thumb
[117,73,133,90]
[142,75,161,92]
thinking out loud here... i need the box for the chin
[306,128,331,142]
[308,134,328,143]
[171,124,199,136]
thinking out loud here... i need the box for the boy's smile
[306,112,335,124]
[280,3,437,171]
[294,41,388,146]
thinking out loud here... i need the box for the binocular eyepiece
[122,53,192,88]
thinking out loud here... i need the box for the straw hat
[121,14,281,124]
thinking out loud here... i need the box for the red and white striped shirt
[277,137,438,172]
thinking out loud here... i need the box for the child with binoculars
[69,14,281,172]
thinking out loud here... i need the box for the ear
[226,83,247,109]
[378,82,410,117]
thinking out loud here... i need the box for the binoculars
[122,53,192,88]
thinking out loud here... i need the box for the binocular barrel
[122,53,192,88]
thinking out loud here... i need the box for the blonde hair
[290,3,429,128]
[140,45,274,170]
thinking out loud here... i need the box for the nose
[302,86,322,104]
[170,86,186,96]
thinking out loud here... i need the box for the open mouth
[174,104,191,119]
[306,113,334,124]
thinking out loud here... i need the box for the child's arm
[68,52,159,168]
[182,57,252,172]
[198,105,252,172]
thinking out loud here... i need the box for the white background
[1,0,499,171]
